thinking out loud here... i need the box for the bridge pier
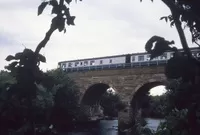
[118,105,133,132]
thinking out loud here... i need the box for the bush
[100,92,125,117]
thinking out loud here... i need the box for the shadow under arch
[131,81,165,108]
[81,83,110,105]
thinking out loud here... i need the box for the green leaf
[50,0,59,14]
[63,5,70,17]
[145,36,176,60]
[65,0,72,4]
[38,1,48,16]
[15,52,23,59]
[160,16,168,22]
[51,6,59,14]
[38,54,46,63]
[49,0,58,6]
[5,61,18,71]
[5,55,15,61]
[23,48,34,54]
[58,17,65,32]
[67,16,75,25]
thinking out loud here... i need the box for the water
[145,118,164,131]
[99,120,118,135]
[67,118,163,135]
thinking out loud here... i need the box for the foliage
[36,0,82,54]
[142,0,200,46]
[145,36,177,60]
[0,70,16,89]
[141,1,200,134]
[160,0,200,45]
[100,91,126,117]
[142,95,167,118]
[38,0,77,32]
[0,68,84,134]
[1,0,83,134]
[155,109,189,135]
[130,109,154,135]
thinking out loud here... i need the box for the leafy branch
[35,0,80,54]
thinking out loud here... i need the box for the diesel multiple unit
[58,47,200,71]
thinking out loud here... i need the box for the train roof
[58,47,199,64]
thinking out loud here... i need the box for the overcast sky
[0,0,197,71]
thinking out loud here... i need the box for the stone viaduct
[67,65,167,105]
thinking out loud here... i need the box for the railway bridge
[67,64,167,104]
[66,63,168,130]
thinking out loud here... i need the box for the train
[58,47,200,71]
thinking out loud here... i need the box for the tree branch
[162,0,192,58]
[35,26,56,54]
[35,0,64,54]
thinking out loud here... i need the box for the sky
[0,0,197,71]
[150,85,166,96]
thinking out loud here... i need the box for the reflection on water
[145,118,164,131]
[67,118,163,135]
[98,120,118,135]
[67,120,118,135]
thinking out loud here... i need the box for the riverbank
[62,118,163,135]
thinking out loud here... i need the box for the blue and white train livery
[58,47,200,72]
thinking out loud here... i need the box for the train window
[100,60,103,64]
[161,53,167,59]
[138,55,144,61]
[153,57,158,60]
[68,62,72,67]
[62,63,66,68]
[132,56,135,61]
[84,61,88,66]
[90,60,95,65]
[170,53,174,58]
[197,53,200,57]
[109,59,112,63]
[75,62,79,67]
[80,62,83,65]
[146,55,150,60]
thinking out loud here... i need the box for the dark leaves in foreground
[37,0,80,33]
[38,1,48,15]
[5,55,15,61]
[145,36,177,60]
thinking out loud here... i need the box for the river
[65,118,163,135]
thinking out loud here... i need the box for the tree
[142,0,200,135]
[1,0,82,134]
[141,95,167,118]
[144,0,200,58]
[100,91,126,118]
[0,70,16,89]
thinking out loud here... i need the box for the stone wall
[67,65,166,102]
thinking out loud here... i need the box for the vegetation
[0,68,87,134]
[128,0,200,134]
[141,94,167,119]
[140,0,200,134]
[0,0,200,134]
[0,0,83,134]
[100,91,126,118]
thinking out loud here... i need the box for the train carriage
[58,47,200,72]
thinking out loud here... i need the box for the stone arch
[81,83,110,105]
[131,81,166,106]
[130,78,167,103]
[124,79,167,129]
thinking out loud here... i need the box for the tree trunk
[162,0,192,58]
